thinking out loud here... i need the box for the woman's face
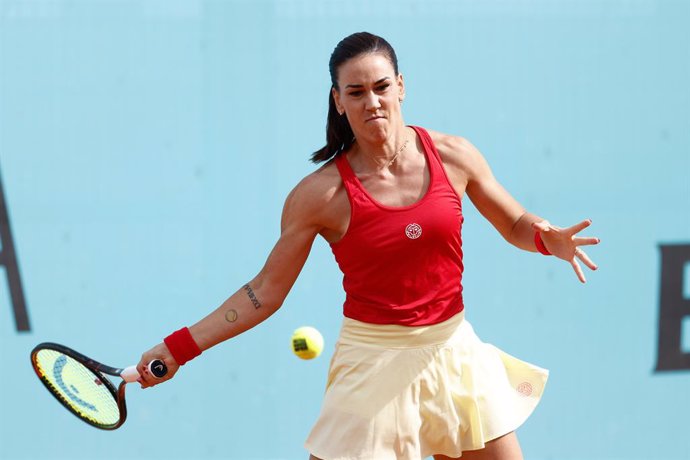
[333,52,405,145]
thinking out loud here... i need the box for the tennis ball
[291,326,324,360]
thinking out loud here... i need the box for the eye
[348,90,363,97]
[375,83,390,92]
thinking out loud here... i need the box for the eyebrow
[345,77,391,89]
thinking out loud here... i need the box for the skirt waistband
[338,311,465,348]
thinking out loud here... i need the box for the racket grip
[148,359,168,378]
[121,360,168,383]
[121,366,140,383]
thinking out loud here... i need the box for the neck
[356,126,410,170]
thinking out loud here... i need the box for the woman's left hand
[532,219,600,283]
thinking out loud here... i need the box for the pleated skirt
[304,311,548,460]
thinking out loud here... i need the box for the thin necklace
[370,138,409,170]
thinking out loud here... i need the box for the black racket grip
[148,359,168,379]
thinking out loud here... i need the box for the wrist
[164,327,202,366]
[534,231,552,256]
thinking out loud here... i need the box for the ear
[397,73,406,103]
[332,87,344,115]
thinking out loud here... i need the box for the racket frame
[31,342,133,430]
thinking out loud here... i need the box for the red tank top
[330,126,464,326]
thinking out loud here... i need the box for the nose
[364,91,381,112]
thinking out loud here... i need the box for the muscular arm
[137,174,331,385]
[431,130,599,282]
[463,141,544,252]
[189,196,319,350]
[432,132,543,252]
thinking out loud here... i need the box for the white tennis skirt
[304,311,548,460]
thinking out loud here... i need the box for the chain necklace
[369,138,409,170]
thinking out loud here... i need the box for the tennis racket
[30,342,168,430]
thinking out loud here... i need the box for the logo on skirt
[405,223,422,239]
[516,382,533,396]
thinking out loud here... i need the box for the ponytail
[311,89,354,164]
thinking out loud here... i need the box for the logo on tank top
[405,223,422,239]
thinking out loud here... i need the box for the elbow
[257,290,286,315]
[247,276,289,314]
[263,292,283,311]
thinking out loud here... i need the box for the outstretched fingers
[570,258,587,283]
[535,217,600,283]
[573,236,600,247]
[574,247,598,271]
[565,219,592,236]
[571,247,598,283]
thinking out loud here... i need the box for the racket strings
[34,349,121,427]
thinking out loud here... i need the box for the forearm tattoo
[243,284,262,309]
[225,309,238,322]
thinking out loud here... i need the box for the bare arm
[431,133,539,248]
[189,184,321,351]
[459,137,543,251]
[431,131,599,282]
[136,177,326,386]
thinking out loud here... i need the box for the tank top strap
[334,153,359,192]
[335,128,455,199]
[410,126,456,194]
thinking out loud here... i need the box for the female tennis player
[137,32,599,460]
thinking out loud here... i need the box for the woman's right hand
[136,342,180,388]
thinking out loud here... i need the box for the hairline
[332,50,399,91]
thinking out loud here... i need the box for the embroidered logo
[405,223,422,240]
[516,382,533,397]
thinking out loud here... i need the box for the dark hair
[311,32,399,163]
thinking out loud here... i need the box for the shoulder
[281,160,346,228]
[423,128,487,183]
[288,160,342,207]
[425,129,480,165]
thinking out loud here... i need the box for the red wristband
[164,327,202,366]
[534,231,552,256]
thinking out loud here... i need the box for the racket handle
[121,366,140,383]
[120,359,168,383]
[148,359,168,378]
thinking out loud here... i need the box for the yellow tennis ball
[291,326,324,360]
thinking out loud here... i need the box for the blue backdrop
[1,1,688,459]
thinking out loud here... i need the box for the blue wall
[1,1,688,459]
